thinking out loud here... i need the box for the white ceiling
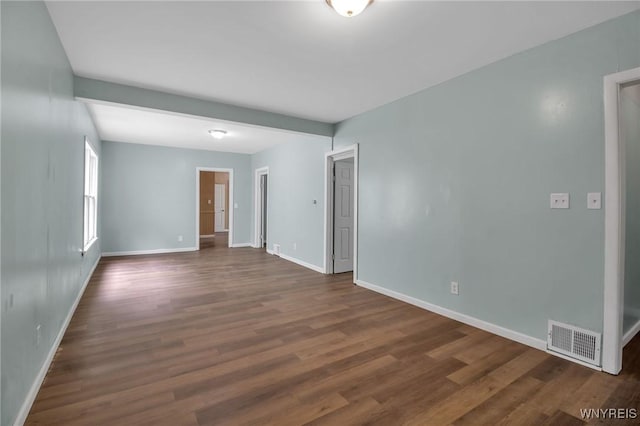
[47,1,640,153]
[86,101,329,154]
[46,1,640,124]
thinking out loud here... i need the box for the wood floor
[26,243,640,425]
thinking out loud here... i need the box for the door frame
[253,166,269,248]
[324,144,359,280]
[195,167,234,249]
[602,65,640,374]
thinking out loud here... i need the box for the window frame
[83,138,98,252]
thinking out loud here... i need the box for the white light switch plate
[587,192,601,209]
[550,193,569,209]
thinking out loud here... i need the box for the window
[83,139,98,251]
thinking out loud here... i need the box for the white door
[214,184,226,232]
[334,159,354,273]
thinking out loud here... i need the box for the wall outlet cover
[550,193,570,209]
[587,192,601,209]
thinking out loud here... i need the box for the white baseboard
[266,248,275,255]
[102,247,197,257]
[354,279,547,352]
[278,252,324,274]
[14,256,101,426]
[230,242,252,248]
[623,318,640,347]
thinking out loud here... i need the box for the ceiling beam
[74,76,334,137]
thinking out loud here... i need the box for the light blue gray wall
[1,2,102,425]
[101,141,252,253]
[334,11,640,342]
[623,84,640,334]
[251,138,331,269]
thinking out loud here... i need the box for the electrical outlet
[36,324,42,347]
[550,193,569,209]
[293,243,297,251]
[178,235,183,242]
[587,192,601,209]
[450,281,459,295]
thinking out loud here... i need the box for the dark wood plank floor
[26,242,640,425]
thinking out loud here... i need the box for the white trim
[83,138,99,253]
[324,144,359,281]
[354,279,546,352]
[102,247,196,257]
[278,252,325,274]
[603,66,640,374]
[623,319,640,347]
[230,243,253,248]
[14,256,101,426]
[266,248,275,255]
[253,166,269,248]
[82,236,98,254]
[196,167,234,249]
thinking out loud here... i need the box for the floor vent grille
[547,320,601,366]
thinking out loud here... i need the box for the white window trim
[83,138,99,253]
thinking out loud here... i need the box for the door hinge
[332,254,335,260]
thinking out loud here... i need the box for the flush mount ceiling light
[326,0,373,18]
[208,129,227,140]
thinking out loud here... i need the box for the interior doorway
[196,167,234,249]
[603,66,640,374]
[199,171,216,238]
[333,158,355,273]
[621,80,640,345]
[254,167,269,249]
[324,144,358,280]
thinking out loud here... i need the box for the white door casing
[324,144,358,279]
[603,66,640,375]
[195,167,234,249]
[215,183,226,232]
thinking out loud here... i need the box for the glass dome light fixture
[208,129,228,140]
[326,0,373,18]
